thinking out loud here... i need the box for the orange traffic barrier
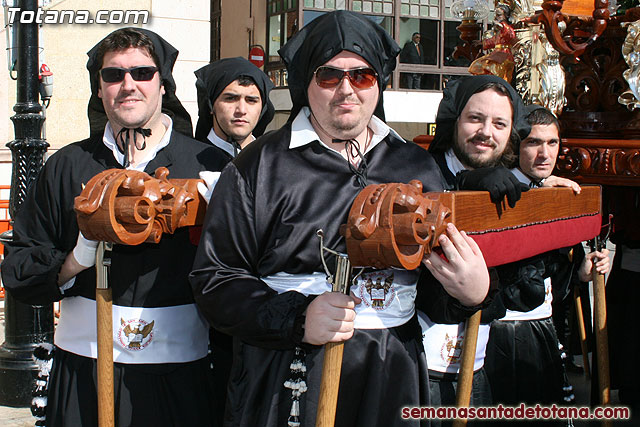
[0,185,11,299]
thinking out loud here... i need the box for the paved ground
[0,405,33,427]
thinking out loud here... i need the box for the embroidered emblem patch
[441,332,463,364]
[544,280,553,305]
[117,318,154,351]
[357,271,396,311]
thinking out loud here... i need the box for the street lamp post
[0,0,54,406]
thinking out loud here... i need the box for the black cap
[194,57,275,142]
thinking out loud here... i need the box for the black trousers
[46,347,216,427]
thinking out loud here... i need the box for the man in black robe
[418,75,533,422]
[194,57,275,158]
[1,28,227,426]
[190,10,491,427]
[484,106,609,423]
[193,56,275,426]
[605,186,640,422]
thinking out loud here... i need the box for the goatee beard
[452,140,501,169]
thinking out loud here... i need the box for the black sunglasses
[314,66,378,89]
[100,66,158,83]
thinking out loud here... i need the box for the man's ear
[161,84,165,96]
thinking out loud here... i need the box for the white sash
[262,269,418,329]
[55,296,209,364]
[502,277,553,321]
[418,311,489,373]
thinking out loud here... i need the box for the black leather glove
[456,166,529,208]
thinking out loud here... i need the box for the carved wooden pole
[74,167,205,426]
[591,237,611,427]
[452,311,482,427]
[316,254,352,427]
[96,242,114,427]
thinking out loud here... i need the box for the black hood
[524,103,549,117]
[86,27,193,138]
[429,75,529,154]
[278,10,400,122]
[194,57,275,142]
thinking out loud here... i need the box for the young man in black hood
[193,56,275,426]
[191,10,491,427]
[194,57,275,158]
[2,27,227,426]
[484,106,609,422]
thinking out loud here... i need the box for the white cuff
[59,277,76,294]
[197,171,221,204]
[72,232,98,268]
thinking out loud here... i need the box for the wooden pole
[96,242,114,427]
[452,310,482,427]
[592,266,611,427]
[573,286,591,379]
[316,342,345,427]
[315,255,352,427]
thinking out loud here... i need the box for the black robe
[484,251,573,399]
[421,152,544,422]
[2,130,228,427]
[605,186,640,417]
[190,123,478,427]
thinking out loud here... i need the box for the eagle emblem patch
[117,318,154,351]
[356,271,396,311]
[441,332,463,364]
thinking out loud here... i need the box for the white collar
[206,127,255,158]
[510,167,543,187]
[289,106,403,153]
[102,114,173,172]
[446,150,539,187]
[444,148,468,175]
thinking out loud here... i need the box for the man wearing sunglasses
[191,10,491,427]
[2,28,226,426]
[400,32,425,89]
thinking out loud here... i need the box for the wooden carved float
[343,181,602,269]
[74,167,205,245]
[313,183,604,427]
[524,0,610,57]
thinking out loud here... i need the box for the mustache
[115,95,144,103]
[470,136,497,147]
[330,97,361,107]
